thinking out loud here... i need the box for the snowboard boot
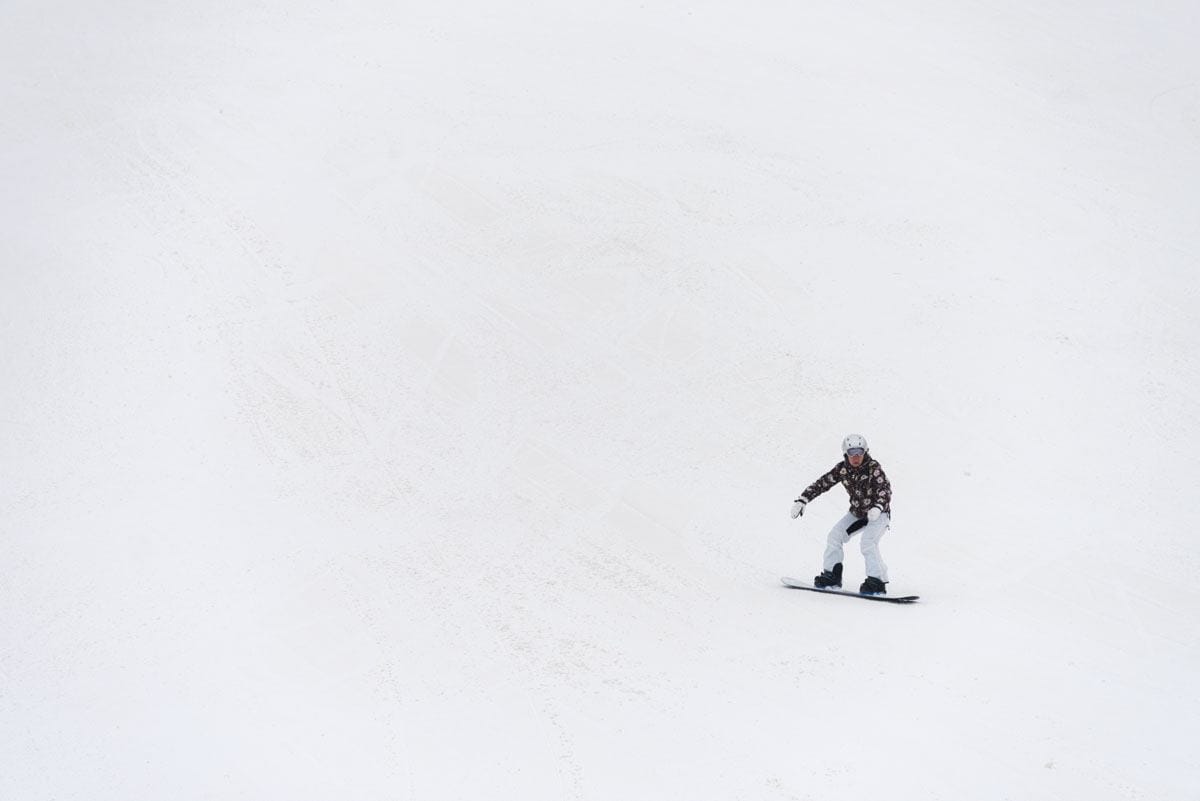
[814,563,843,589]
[859,576,887,595]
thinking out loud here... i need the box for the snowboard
[780,576,919,603]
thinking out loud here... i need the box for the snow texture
[2,1,1199,799]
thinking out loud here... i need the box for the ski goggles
[845,448,866,457]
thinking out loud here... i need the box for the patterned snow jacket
[799,455,893,519]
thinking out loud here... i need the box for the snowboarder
[789,434,893,595]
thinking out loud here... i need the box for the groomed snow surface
[3,1,1199,799]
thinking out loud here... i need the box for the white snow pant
[823,512,889,582]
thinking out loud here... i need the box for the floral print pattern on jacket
[799,455,892,519]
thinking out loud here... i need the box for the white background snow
[3,0,1200,798]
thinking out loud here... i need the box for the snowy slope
[3,1,1200,799]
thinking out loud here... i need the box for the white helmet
[842,433,869,455]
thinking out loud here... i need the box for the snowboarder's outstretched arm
[798,464,843,504]
[790,464,842,518]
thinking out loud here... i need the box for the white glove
[867,507,882,522]
[790,499,807,519]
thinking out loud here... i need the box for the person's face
[846,448,865,467]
